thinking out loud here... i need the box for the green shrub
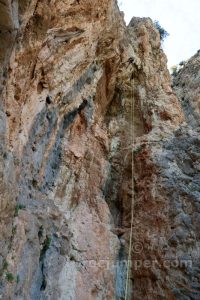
[12,226,17,235]
[14,158,20,166]
[6,273,15,282]
[15,203,26,216]
[154,21,169,42]
[44,236,51,251]
[133,146,142,156]
[0,260,8,277]
[16,275,20,284]
[3,260,8,270]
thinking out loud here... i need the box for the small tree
[154,21,169,42]
[170,65,178,76]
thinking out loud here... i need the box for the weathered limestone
[0,1,200,299]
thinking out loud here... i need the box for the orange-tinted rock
[0,1,200,300]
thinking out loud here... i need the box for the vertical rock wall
[0,1,200,300]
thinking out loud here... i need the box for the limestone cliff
[0,1,200,299]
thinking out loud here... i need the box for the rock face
[0,1,200,299]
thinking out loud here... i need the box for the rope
[124,76,135,300]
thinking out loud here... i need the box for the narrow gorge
[0,0,200,299]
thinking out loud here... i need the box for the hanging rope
[125,75,135,300]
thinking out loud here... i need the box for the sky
[118,0,200,68]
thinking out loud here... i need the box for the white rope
[125,76,135,300]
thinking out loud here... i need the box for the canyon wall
[0,0,200,299]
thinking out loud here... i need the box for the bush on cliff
[154,21,169,42]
